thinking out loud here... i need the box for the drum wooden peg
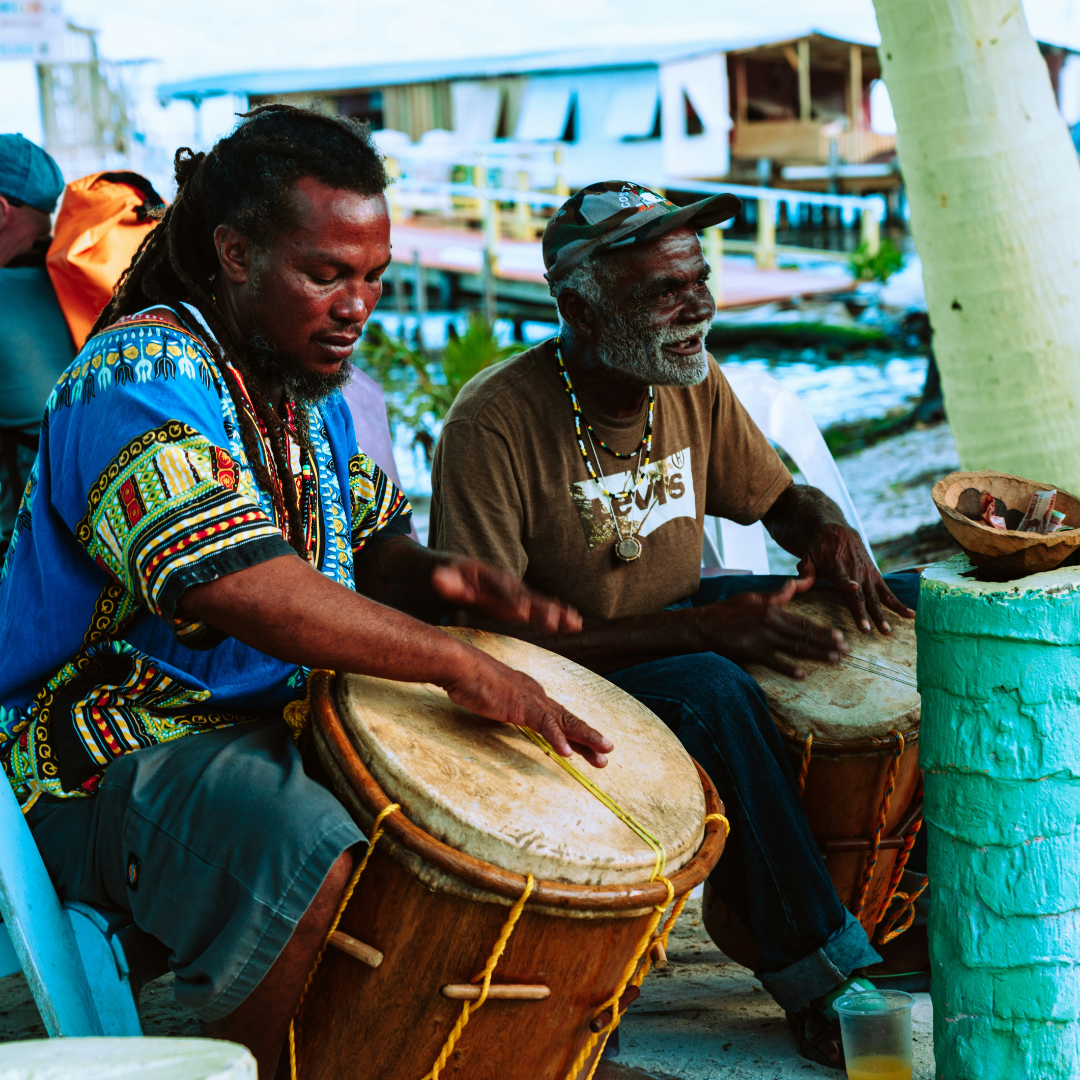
[328,930,383,968]
[441,983,551,1000]
[589,984,642,1032]
[649,936,668,970]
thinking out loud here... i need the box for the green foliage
[848,238,905,284]
[355,314,526,459]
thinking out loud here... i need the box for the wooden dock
[387,222,854,312]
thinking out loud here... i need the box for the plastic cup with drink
[834,989,915,1080]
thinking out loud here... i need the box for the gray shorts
[26,718,363,1021]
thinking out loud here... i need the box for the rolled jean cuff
[757,909,882,1013]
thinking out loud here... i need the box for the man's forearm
[352,534,452,618]
[469,608,703,675]
[182,552,470,683]
[762,483,847,558]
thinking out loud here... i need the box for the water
[366,312,930,497]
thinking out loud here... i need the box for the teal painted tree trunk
[873,0,1080,492]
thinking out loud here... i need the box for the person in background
[0,134,74,550]
[430,181,920,1070]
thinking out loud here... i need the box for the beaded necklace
[556,338,654,561]
[230,366,318,561]
[555,338,654,490]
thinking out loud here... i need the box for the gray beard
[594,305,711,387]
[244,332,353,402]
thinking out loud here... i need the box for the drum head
[745,590,920,744]
[333,628,705,887]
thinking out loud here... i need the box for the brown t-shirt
[429,340,792,620]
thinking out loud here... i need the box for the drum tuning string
[840,652,918,690]
[516,726,669,881]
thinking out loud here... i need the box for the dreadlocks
[91,104,390,555]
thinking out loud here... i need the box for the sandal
[785,1000,846,1070]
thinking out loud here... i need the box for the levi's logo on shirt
[569,448,695,551]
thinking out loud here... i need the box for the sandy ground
[0,898,934,1079]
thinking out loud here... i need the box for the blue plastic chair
[0,774,169,1035]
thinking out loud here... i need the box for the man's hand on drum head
[795,522,916,634]
[431,556,583,634]
[694,577,849,680]
[442,652,613,768]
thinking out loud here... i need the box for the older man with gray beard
[430,182,919,1069]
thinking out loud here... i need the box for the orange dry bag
[46,171,166,349]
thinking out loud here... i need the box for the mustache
[654,319,712,346]
[242,331,353,403]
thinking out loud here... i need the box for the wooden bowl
[932,470,1080,578]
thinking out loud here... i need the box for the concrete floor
[0,897,935,1078]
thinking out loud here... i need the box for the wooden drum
[298,628,726,1080]
[704,589,922,966]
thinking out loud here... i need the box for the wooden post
[482,248,497,325]
[328,931,383,969]
[798,39,811,123]
[384,155,404,223]
[860,205,881,256]
[755,198,776,269]
[553,148,569,197]
[735,57,749,124]
[849,45,863,131]
[514,169,532,240]
[441,984,550,1001]
[412,250,426,317]
[412,250,426,349]
[703,225,724,306]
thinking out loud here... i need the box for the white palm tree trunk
[874,0,1080,491]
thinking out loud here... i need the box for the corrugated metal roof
[158,26,874,101]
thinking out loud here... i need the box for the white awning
[515,77,574,141]
[451,81,502,142]
[603,71,660,139]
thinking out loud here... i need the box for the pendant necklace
[584,425,647,562]
[556,338,654,563]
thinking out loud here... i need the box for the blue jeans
[606,573,921,1014]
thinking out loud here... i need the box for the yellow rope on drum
[289,801,400,1080]
[422,874,536,1080]
[797,732,813,796]
[852,730,904,922]
[566,811,730,1080]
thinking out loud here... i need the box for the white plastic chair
[705,367,876,574]
[0,367,406,1039]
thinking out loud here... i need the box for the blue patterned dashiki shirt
[0,308,410,808]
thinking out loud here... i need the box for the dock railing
[379,140,886,303]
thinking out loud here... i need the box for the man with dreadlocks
[0,106,611,1077]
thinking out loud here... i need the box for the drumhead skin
[745,590,920,745]
[333,628,705,887]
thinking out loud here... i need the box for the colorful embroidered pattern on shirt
[1,314,408,806]
[4,638,258,806]
[74,419,285,632]
[45,323,215,411]
[349,451,408,554]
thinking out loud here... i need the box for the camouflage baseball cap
[542,180,741,283]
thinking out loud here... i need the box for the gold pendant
[615,536,642,562]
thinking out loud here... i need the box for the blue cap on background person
[0,135,64,214]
